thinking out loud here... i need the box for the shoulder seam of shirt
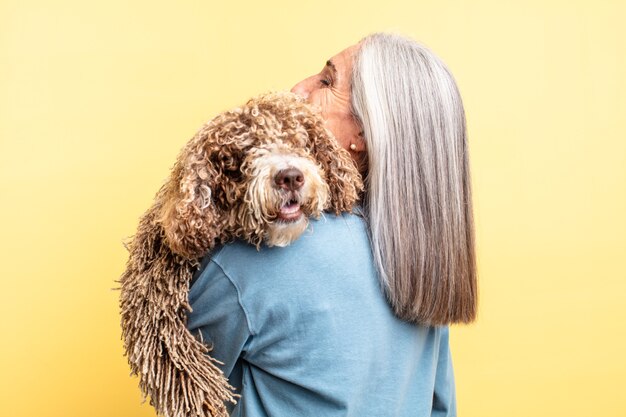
[210,257,257,336]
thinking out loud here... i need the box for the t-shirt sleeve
[432,326,457,417]
[186,257,253,383]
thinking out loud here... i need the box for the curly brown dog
[118,91,363,417]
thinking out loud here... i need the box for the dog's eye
[320,78,331,87]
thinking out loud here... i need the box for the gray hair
[350,32,478,325]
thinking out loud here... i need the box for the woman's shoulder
[190,208,369,289]
[197,208,372,299]
[191,207,378,338]
[212,207,368,263]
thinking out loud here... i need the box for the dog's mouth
[277,198,303,222]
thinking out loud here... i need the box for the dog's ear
[305,118,365,214]
[156,125,227,259]
[156,105,258,258]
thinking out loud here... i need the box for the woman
[187,32,477,417]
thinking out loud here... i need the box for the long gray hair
[350,32,478,325]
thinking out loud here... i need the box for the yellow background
[1,0,624,416]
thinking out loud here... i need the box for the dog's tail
[118,207,237,417]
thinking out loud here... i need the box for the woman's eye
[320,78,331,87]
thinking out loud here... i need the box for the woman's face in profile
[290,43,363,156]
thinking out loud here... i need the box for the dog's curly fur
[118,91,364,417]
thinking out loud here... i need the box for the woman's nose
[290,79,309,100]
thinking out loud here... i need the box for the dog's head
[156,91,363,258]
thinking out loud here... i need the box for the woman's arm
[432,326,457,417]
[186,257,253,387]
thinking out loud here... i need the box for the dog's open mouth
[278,199,303,222]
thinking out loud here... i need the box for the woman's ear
[308,122,364,214]
[156,130,223,259]
[347,130,368,177]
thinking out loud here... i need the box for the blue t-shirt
[187,210,456,417]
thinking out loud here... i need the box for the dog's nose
[274,168,304,191]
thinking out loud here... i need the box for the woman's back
[187,210,456,417]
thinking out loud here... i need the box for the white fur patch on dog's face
[242,142,329,247]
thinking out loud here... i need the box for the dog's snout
[274,168,304,191]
